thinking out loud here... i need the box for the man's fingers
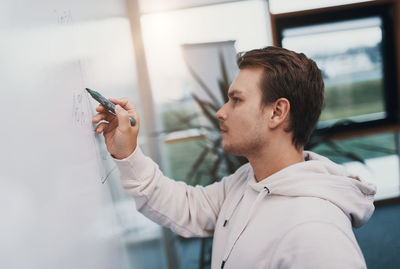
[109,97,136,112]
[104,119,118,135]
[95,122,108,134]
[96,105,105,112]
[109,98,139,126]
[92,111,115,124]
[96,116,119,134]
[115,105,131,131]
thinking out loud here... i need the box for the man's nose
[216,104,226,121]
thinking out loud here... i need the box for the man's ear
[267,98,290,129]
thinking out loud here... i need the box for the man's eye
[233,98,241,103]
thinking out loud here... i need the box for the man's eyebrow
[228,89,244,98]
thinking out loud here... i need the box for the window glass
[282,17,385,129]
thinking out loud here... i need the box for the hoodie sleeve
[269,221,366,269]
[113,146,229,237]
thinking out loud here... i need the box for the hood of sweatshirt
[247,151,376,228]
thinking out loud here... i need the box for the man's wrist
[111,144,137,160]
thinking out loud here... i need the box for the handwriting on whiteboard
[54,9,73,25]
[72,91,92,127]
[72,90,114,184]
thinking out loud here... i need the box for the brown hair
[237,46,324,149]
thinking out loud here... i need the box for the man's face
[216,67,270,156]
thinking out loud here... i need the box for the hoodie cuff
[112,146,155,181]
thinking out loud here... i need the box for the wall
[354,202,400,269]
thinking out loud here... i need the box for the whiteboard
[0,0,141,268]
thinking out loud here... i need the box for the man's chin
[222,143,243,156]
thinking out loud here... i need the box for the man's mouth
[220,125,228,134]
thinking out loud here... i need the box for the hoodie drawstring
[221,186,270,268]
[222,193,244,228]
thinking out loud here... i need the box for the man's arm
[269,221,366,269]
[92,98,229,237]
[114,146,229,237]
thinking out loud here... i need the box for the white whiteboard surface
[0,0,140,268]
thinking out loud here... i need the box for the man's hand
[92,97,140,159]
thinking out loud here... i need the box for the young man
[93,46,376,268]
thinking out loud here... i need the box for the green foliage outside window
[321,79,384,122]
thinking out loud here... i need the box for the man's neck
[247,141,304,182]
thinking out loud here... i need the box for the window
[282,17,385,128]
[274,2,398,134]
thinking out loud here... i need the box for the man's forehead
[228,68,263,96]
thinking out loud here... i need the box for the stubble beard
[222,131,264,157]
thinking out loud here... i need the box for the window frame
[271,1,399,137]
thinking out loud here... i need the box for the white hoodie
[114,148,376,269]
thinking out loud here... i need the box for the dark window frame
[273,2,399,137]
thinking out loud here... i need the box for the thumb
[115,105,130,131]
